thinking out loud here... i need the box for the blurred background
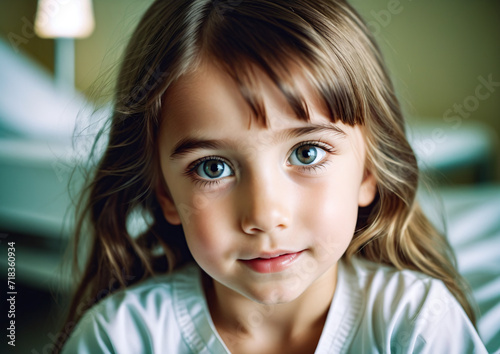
[0,0,499,353]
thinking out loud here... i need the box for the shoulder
[338,257,487,353]
[61,263,201,353]
[91,262,200,321]
[345,257,457,328]
[101,263,199,312]
[345,256,445,305]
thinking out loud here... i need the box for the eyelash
[291,141,335,173]
[184,156,231,188]
[184,140,336,187]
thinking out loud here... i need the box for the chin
[240,280,309,305]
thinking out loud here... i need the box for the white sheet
[420,184,500,352]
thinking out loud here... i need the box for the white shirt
[62,258,487,353]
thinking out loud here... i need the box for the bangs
[197,0,368,126]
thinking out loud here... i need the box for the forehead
[161,60,331,134]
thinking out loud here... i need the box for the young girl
[58,0,487,352]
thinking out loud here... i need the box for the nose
[239,172,291,235]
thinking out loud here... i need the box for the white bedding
[421,184,500,353]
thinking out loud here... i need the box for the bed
[419,185,500,352]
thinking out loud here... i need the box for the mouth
[240,250,304,273]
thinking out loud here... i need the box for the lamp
[34,0,95,91]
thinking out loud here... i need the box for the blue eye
[196,159,233,179]
[288,145,326,165]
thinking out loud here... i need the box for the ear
[156,179,182,225]
[358,168,377,207]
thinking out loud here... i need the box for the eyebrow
[169,124,346,160]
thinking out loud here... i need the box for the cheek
[164,174,233,262]
[180,195,235,266]
[301,164,362,256]
[306,182,358,234]
[309,165,361,220]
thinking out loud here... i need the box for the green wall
[350,0,500,138]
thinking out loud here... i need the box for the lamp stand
[54,37,75,91]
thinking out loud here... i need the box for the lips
[240,251,303,273]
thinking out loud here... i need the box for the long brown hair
[56,0,476,351]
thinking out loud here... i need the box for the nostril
[242,221,288,235]
[275,223,287,231]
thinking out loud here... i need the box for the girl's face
[157,62,376,305]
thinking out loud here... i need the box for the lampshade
[35,0,95,38]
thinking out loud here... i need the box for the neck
[204,264,338,351]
